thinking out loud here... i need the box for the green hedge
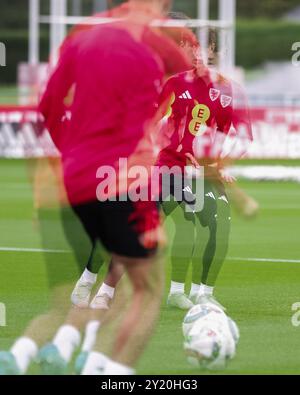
[236,19,300,69]
[1,19,300,83]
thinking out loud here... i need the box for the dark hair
[167,11,198,38]
[168,11,190,21]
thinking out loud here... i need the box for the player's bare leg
[82,253,164,375]
[73,260,125,374]
[90,260,124,310]
[35,249,161,375]
[34,261,123,375]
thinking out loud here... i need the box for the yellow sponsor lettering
[189,103,210,136]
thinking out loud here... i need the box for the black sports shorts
[159,173,196,207]
[72,199,160,259]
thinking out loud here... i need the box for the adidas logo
[218,195,229,204]
[205,192,216,200]
[183,186,193,194]
[179,90,192,100]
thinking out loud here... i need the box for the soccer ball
[184,321,225,369]
[227,316,240,346]
[182,304,239,370]
[182,303,226,338]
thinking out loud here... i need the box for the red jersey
[39,25,166,205]
[157,69,252,169]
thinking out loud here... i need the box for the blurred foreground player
[0,0,191,376]
[36,0,191,376]
[41,20,162,378]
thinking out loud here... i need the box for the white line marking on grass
[0,247,70,254]
[229,257,300,264]
[0,248,299,264]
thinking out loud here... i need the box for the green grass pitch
[0,159,300,375]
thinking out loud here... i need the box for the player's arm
[38,39,77,150]
[149,77,177,150]
[157,77,177,119]
[221,82,253,166]
[212,83,252,183]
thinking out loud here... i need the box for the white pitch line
[0,247,70,254]
[0,248,299,264]
[228,257,300,264]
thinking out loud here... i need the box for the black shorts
[159,172,228,220]
[72,199,160,259]
[159,173,196,207]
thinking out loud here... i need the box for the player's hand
[185,153,201,169]
[219,168,236,184]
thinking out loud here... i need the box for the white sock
[11,337,38,374]
[97,283,115,299]
[53,325,81,362]
[199,283,214,296]
[81,352,110,375]
[170,281,185,295]
[81,269,97,284]
[102,359,135,375]
[189,283,200,297]
[81,321,101,352]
